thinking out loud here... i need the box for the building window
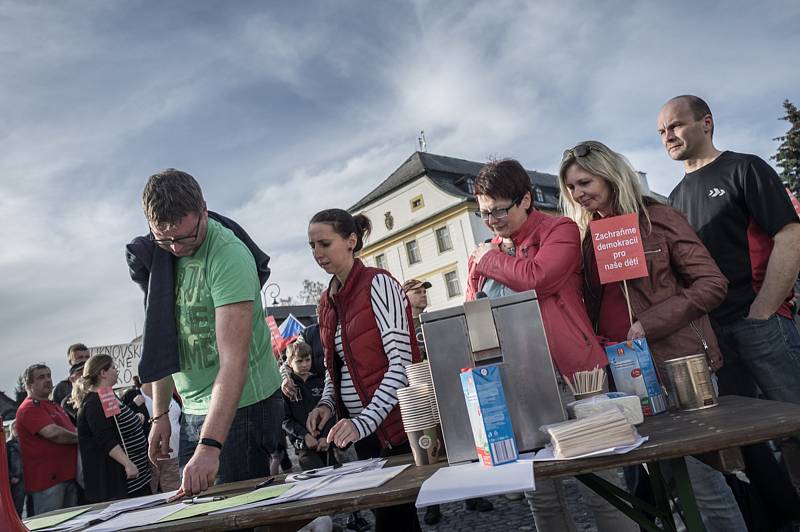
[435,226,453,253]
[410,195,424,211]
[375,253,387,270]
[535,187,545,203]
[444,270,461,298]
[406,240,422,265]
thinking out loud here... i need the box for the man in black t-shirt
[660,95,800,504]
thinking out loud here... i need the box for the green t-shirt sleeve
[208,242,258,307]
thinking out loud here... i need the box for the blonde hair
[285,340,312,367]
[70,354,113,408]
[558,140,653,236]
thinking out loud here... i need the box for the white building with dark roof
[349,151,561,311]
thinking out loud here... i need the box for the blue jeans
[179,390,283,484]
[28,479,78,517]
[713,314,800,506]
[713,314,800,403]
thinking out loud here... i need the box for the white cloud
[1,1,798,393]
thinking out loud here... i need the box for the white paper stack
[567,394,644,425]
[542,409,639,459]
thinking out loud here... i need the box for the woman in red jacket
[305,208,421,532]
[559,140,746,532]
[466,158,634,532]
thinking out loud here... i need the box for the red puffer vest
[317,259,422,449]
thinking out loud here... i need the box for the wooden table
[40,396,800,532]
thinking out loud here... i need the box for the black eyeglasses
[150,216,202,247]
[479,195,524,221]
[562,144,592,161]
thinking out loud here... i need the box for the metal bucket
[664,354,718,411]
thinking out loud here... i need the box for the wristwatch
[199,437,223,451]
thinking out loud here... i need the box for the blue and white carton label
[605,338,667,416]
[460,364,519,466]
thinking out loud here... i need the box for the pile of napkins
[541,409,639,459]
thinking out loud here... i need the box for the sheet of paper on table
[415,461,534,508]
[23,507,92,531]
[284,457,386,482]
[213,464,411,515]
[519,435,649,462]
[158,484,293,522]
[84,505,186,532]
[23,489,182,531]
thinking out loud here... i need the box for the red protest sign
[97,387,121,418]
[589,213,649,284]
[265,316,284,360]
[786,188,800,218]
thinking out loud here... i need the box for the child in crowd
[282,340,334,470]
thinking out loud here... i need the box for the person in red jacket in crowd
[305,208,422,532]
[465,158,636,532]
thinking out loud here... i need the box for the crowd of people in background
[5,94,800,532]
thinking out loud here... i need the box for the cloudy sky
[1,0,798,394]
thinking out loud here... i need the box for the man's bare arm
[748,223,800,319]
[38,424,78,445]
[201,300,253,443]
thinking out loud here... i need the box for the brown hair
[309,209,372,254]
[70,354,113,407]
[67,342,89,364]
[285,340,312,366]
[474,159,533,213]
[142,168,206,227]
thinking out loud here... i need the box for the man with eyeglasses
[661,95,800,520]
[132,169,282,497]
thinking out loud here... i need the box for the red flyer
[589,213,649,284]
[97,386,121,418]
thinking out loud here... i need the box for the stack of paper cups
[405,361,441,425]
[397,384,446,465]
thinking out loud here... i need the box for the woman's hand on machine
[327,419,358,448]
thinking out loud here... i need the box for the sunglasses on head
[562,144,591,160]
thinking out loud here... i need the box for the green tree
[772,99,800,194]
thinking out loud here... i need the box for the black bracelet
[199,437,223,450]
[149,412,168,423]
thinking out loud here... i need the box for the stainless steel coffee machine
[420,291,565,465]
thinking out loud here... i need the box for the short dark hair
[670,95,714,137]
[67,342,89,357]
[474,159,533,213]
[24,364,49,386]
[309,209,372,253]
[286,341,312,365]
[142,169,206,227]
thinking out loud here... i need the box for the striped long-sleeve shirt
[319,273,412,440]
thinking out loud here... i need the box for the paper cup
[407,424,447,466]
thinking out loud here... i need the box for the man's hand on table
[181,444,220,496]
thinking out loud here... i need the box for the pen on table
[254,476,275,489]
[183,495,227,504]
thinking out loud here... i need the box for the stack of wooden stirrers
[543,409,638,459]
[565,366,607,395]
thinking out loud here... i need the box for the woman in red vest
[306,208,422,532]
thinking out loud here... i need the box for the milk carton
[605,338,667,416]
[460,364,518,466]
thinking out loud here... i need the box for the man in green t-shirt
[142,169,282,496]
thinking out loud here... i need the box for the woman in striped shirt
[74,355,152,503]
[306,209,422,532]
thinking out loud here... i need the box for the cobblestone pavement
[330,477,599,532]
